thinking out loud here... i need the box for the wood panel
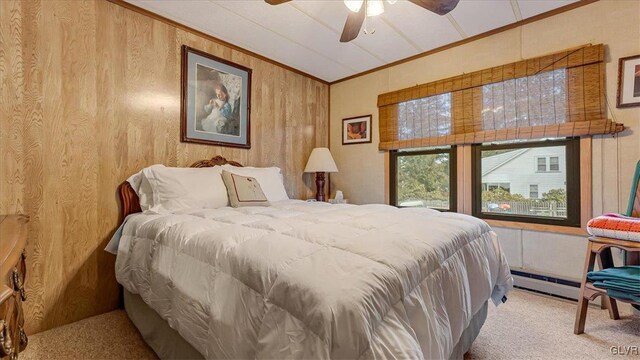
[580,137,593,229]
[456,147,466,214]
[485,219,587,236]
[0,0,329,333]
[462,146,473,215]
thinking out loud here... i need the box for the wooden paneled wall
[0,0,328,333]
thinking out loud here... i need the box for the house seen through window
[473,138,581,226]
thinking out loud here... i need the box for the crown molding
[107,0,599,86]
[106,0,330,85]
[329,0,599,85]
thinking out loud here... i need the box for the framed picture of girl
[342,115,372,145]
[181,45,252,148]
[617,54,640,108]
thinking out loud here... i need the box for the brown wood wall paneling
[0,0,329,333]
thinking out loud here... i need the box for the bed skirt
[124,289,487,360]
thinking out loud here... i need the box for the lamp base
[315,172,326,202]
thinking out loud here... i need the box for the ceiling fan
[264,0,461,43]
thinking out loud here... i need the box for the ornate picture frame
[617,54,640,108]
[181,45,252,148]
[342,115,372,145]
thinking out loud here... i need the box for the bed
[107,156,512,359]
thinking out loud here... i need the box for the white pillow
[220,165,289,202]
[126,171,154,211]
[141,165,229,213]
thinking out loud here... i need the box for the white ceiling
[126,0,578,82]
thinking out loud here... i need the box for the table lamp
[304,148,338,201]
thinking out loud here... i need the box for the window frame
[472,138,581,227]
[390,146,457,212]
[536,156,548,172]
[484,183,511,192]
[550,156,560,171]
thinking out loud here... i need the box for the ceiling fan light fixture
[386,0,397,4]
[344,0,364,13]
[366,0,385,17]
[344,0,385,16]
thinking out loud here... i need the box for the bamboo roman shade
[378,44,624,150]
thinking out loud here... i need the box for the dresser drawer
[8,254,26,304]
[0,215,28,360]
[0,292,21,359]
[0,268,27,359]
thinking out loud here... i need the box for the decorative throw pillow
[587,213,640,242]
[220,165,289,202]
[222,170,271,207]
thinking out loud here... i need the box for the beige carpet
[465,290,639,359]
[21,310,157,360]
[21,289,639,359]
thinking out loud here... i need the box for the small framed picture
[181,45,252,148]
[342,115,372,145]
[617,54,640,108]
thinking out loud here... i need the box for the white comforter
[113,200,512,359]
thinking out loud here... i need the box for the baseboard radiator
[511,270,582,302]
[512,270,639,314]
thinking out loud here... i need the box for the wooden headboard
[118,155,243,221]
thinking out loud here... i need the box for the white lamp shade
[304,148,338,173]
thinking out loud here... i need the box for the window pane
[481,69,567,131]
[550,156,559,171]
[397,93,452,141]
[397,152,451,210]
[480,145,567,219]
[485,183,510,192]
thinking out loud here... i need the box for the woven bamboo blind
[378,44,624,151]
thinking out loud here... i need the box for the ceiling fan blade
[264,0,291,5]
[408,0,461,15]
[340,5,366,43]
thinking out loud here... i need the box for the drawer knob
[11,269,25,302]
[0,320,13,358]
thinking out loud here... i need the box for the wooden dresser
[0,215,28,360]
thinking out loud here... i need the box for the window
[536,156,560,172]
[379,45,621,153]
[483,183,510,192]
[472,139,580,226]
[481,69,567,130]
[397,93,452,141]
[537,157,547,172]
[390,147,457,211]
